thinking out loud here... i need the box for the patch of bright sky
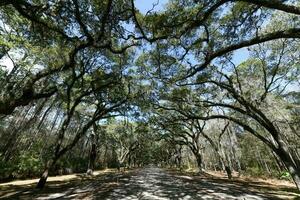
[0,20,14,72]
[0,57,14,72]
[231,48,249,65]
[135,0,168,14]
[134,0,249,67]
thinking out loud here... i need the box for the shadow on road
[0,167,299,200]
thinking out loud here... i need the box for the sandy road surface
[0,167,299,199]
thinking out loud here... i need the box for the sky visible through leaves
[135,0,250,66]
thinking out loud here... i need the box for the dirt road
[0,167,299,199]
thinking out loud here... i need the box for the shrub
[279,171,291,180]
[16,151,43,178]
[0,160,15,181]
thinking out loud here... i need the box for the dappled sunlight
[0,167,299,199]
[101,167,297,199]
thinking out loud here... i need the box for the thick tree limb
[241,0,300,15]
[186,28,300,78]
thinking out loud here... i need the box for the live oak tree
[135,0,300,190]
[105,120,139,171]
[153,108,206,172]
[36,53,132,188]
[152,39,300,188]
[135,0,300,80]
[0,0,136,188]
[0,0,138,115]
[151,86,236,179]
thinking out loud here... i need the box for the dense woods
[0,0,299,192]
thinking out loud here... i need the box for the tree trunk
[36,159,56,189]
[274,147,300,191]
[286,165,300,191]
[104,144,108,168]
[195,153,203,172]
[215,149,232,179]
[87,134,97,175]
[36,168,49,189]
[225,166,232,179]
[117,159,121,172]
[290,148,300,167]
[133,156,136,168]
[128,155,131,169]
[272,151,286,171]
[221,158,232,179]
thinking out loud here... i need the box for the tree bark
[36,158,57,189]
[218,151,232,179]
[36,168,49,189]
[195,152,203,172]
[274,147,300,191]
[86,134,97,175]
[225,166,232,179]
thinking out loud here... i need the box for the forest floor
[0,167,299,200]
